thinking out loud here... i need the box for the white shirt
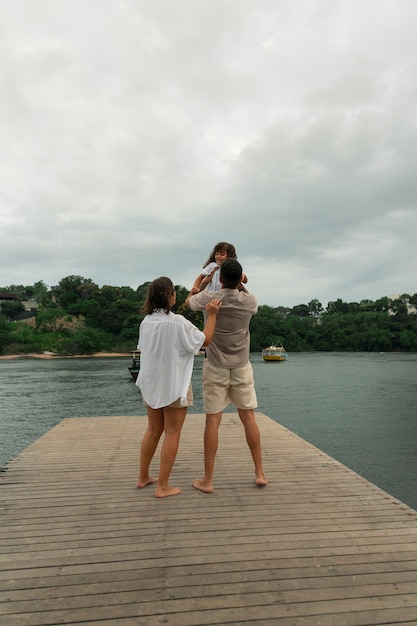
[136,310,205,409]
[201,261,221,291]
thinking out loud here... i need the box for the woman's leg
[155,406,187,498]
[137,407,164,488]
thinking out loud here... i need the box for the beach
[0,352,131,360]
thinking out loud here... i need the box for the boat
[128,349,140,380]
[262,342,288,362]
[128,347,203,380]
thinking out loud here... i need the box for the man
[186,258,268,493]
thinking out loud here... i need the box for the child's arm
[238,272,248,292]
[191,266,218,294]
[191,273,205,295]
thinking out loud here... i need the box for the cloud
[1,0,416,307]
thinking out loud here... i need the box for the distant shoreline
[0,352,131,360]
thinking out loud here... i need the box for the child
[191,241,248,294]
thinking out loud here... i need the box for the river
[1,352,416,510]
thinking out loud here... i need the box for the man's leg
[137,407,164,488]
[193,412,222,493]
[237,408,268,486]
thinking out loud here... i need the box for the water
[1,352,416,511]
[253,351,417,511]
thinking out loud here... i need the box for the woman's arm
[201,298,222,346]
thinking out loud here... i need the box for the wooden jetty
[1,413,417,625]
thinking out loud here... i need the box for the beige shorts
[203,360,257,414]
[143,384,193,409]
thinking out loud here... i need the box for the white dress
[136,310,205,409]
[201,262,221,292]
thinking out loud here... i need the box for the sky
[1,0,416,308]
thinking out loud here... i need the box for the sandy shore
[0,352,131,360]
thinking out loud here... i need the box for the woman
[136,277,221,498]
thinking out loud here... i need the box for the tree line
[1,276,416,355]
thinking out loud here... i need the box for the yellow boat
[262,343,288,362]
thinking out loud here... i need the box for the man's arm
[185,290,207,310]
[185,291,196,309]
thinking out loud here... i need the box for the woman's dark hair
[203,241,237,267]
[142,277,175,314]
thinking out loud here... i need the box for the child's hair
[203,241,237,267]
[220,258,243,289]
[142,277,175,315]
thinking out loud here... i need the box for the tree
[33,281,52,307]
[0,300,25,320]
[0,315,13,354]
[1,276,415,355]
[408,293,417,310]
[326,299,351,314]
[52,275,91,310]
[248,305,288,351]
[308,299,323,318]
[35,308,66,332]
[77,280,100,301]
[373,297,390,313]
[290,304,310,317]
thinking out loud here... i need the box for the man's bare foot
[137,477,157,489]
[192,478,214,494]
[155,485,181,498]
[255,475,268,487]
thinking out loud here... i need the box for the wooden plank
[1,413,417,625]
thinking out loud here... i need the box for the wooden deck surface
[1,413,417,626]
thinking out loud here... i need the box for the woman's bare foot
[192,478,214,493]
[155,485,181,498]
[255,475,268,487]
[137,476,157,489]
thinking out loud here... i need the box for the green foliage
[0,316,16,354]
[0,300,25,320]
[249,305,286,351]
[251,301,417,353]
[174,285,205,328]
[55,328,114,355]
[6,324,43,354]
[0,277,416,355]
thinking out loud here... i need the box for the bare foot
[155,485,182,498]
[136,477,157,489]
[192,478,214,494]
[255,476,268,487]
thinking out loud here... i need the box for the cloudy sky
[1,0,416,307]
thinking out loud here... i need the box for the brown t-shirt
[189,288,258,369]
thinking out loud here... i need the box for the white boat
[262,343,288,362]
[128,350,140,380]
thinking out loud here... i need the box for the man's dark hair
[220,258,242,289]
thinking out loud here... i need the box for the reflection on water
[1,352,416,511]
[253,352,417,510]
